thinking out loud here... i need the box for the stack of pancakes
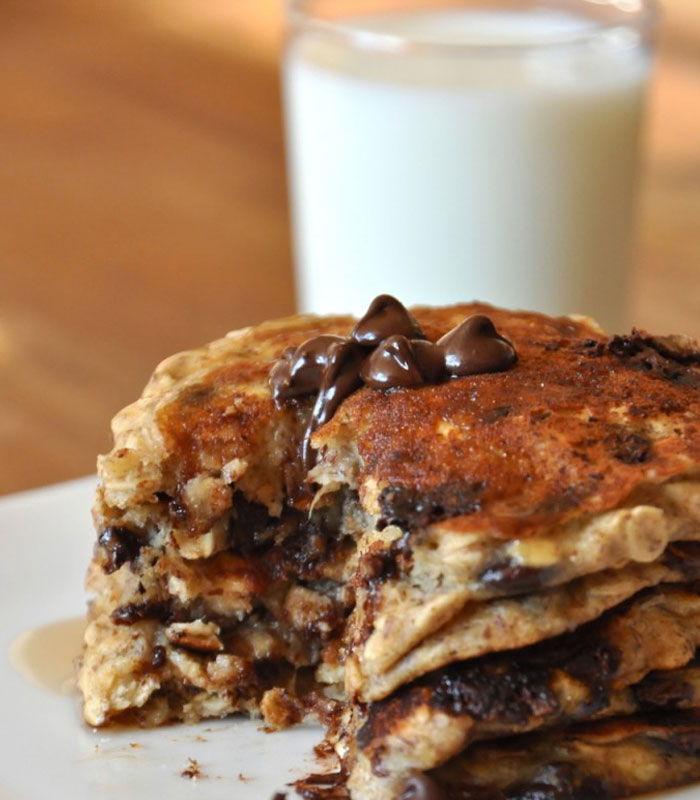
[78,301,700,799]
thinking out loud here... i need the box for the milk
[282,8,652,329]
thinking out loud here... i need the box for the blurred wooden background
[1,0,699,495]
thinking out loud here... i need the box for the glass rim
[286,0,660,55]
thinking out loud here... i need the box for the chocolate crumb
[292,770,348,800]
[181,758,203,780]
[98,526,142,573]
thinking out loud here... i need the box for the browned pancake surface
[149,304,700,536]
[318,304,700,536]
[154,314,354,488]
[434,711,700,800]
[344,575,700,800]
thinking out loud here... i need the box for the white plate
[0,477,322,799]
[2,478,700,800]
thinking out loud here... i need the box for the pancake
[346,580,700,800]
[432,712,700,800]
[77,298,700,799]
[315,305,700,534]
[352,539,700,702]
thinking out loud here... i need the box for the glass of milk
[282,0,658,330]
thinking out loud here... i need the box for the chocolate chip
[606,331,700,386]
[378,482,484,528]
[269,298,518,442]
[413,340,446,382]
[360,335,425,389]
[151,645,166,669]
[111,601,171,625]
[438,315,517,377]
[98,526,142,574]
[313,340,365,426]
[270,334,347,404]
[360,335,447,390]
[351,294,425,347]
[479,563,549,594]
[431,661,559,724]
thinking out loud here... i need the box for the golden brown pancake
[347,579,700,800]
[316,304,700,536]
[433,712,700,800]
[77,301,700,800]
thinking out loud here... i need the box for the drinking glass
[282,0,658,329]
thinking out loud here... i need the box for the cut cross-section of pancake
[431,712,700,800]
[345,579,700,800]
[77,299,700,799]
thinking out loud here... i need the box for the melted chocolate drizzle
[269,296,517,471]
[270,335,346,404]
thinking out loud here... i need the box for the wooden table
[1,0,699,495]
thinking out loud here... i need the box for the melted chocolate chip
[400,774,445,800]
[268,298,518,464]
[479,563,549,595]
[270,334,347,404]
[413,339,447,382]
[635,674,695,709]
[361,336,447,389]
[111,601,171,625]
[378,481,485,528]
[228,491,300,555]
[151,645,166,669]
[351,294,425,347]
[311,340,366,428]
[431,662,559,723]
[606,331,700,387]
[300,340,364,469]
[438,315,517,376]
[361,335,425,389]
[98,527,142,574]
